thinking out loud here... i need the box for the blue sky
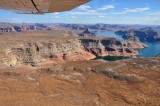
[0,0,160,25]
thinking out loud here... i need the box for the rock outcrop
[0,24,53,32]
[0,37,145,67]
[80,38,146,57]
[1,39,95,67]
[0,31,146,67]
[0,24,159,106]
[0,57,159,106]
[59,23,128,31]
[156,54,160,57]
[115,28,160,42]
[1,23,160,44]
[79,28,96,37]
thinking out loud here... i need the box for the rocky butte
[0,29,159,106]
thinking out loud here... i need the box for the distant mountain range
[0,23,160,42]
[0,23,159,32]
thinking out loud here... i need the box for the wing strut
[31,0,40,12]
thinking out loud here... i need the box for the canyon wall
[80,38,146,57]
[0,37,146,67]
[0,39,95,67]
[115,28,160,42]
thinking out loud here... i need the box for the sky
[0,0,160,25]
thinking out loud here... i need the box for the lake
[96,30,124,40]
[138,42,160,57]
[96,31,160,58]
[93,56,130,61]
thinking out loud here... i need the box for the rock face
[115,28,160,42]
[0,28,12,32]
[0,30,146,67]
[0,23,132,33]
[59,23,128,31]
[0,24,53,32]
[1,39,95,67]
[0,37,145,67]
[79,28,96,37]
[1,23,160,43]
[80,38,145,57]
[1,39,138,66]
[156,54,160,57]
[0,29,159,106]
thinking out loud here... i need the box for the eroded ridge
[0,57,159,106]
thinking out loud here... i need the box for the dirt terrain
[0,57,160,106]
[0,31,159,106]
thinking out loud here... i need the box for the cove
[96,30,160,59]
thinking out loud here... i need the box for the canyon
[1,23,160,43]
[0,24,159,106]
[0,31,146,67]
[115,27,160,42]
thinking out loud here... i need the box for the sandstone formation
[1,23,160,43]
[0,39,95,67]
[79,28,96,37]
[0,23,145,33]
[0,27,159,106]
[156,54,160,57]
[0,31,146,67]
[58,23,129,31]
[80,38,146,57]
[0,23,53,32]
[115,27,160,42]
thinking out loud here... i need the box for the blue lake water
[96,31,160,57]
[96,31,124,40]
[93,56,130,61]
[138,42,160,57]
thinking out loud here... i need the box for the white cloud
[68,5,114,16]
[4,18,24,23]
[112,12,127,14]
[68,11,106,15]
[54,12,59,15]
[49,12,60,18]
[113,7,150,14]
[86,10,97,13]
[49,12,60,16]
[125,7,150,13]
[71,16,77,18]
[97,5,115,11]
[65,16,77,19]
[78,5,91,10]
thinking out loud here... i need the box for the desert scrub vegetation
[46,64,65,74]
[92,68,144,83]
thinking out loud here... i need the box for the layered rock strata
[0,37,146,67]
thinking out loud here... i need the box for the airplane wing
[0,0,91,14]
